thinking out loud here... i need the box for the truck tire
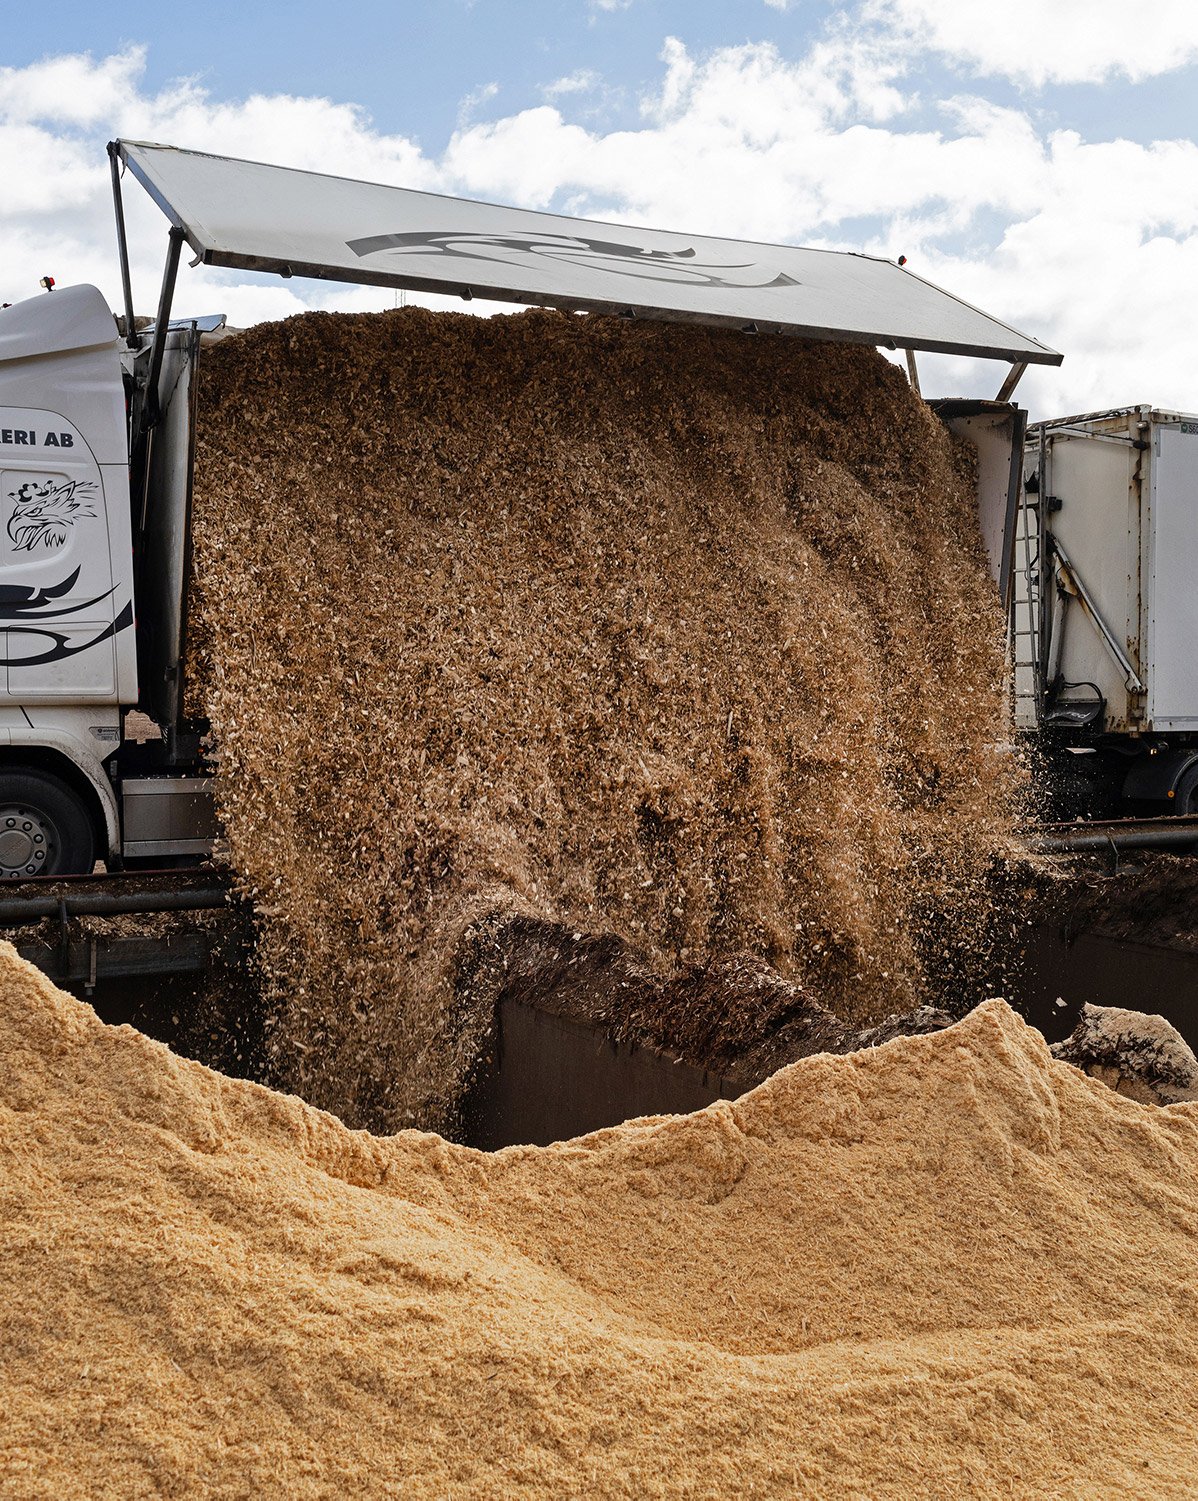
[1177,766,1198,816]
[0,770,96,878]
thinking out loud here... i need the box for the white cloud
[457,81,500,127]
[542,69,601,98]
[0,46,148,127]
[2,34,1198,418]
[0,48,439,327]
[871,0,1198,86]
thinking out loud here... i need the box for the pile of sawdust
[3,947,1196,1498]
[188,308,1020,1130]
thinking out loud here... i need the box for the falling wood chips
[3,951,1197,1499]
[187,308,1021,1131]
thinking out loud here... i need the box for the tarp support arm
[995,361,1027,402]
[136,226,185,446]
[107,141,139,351]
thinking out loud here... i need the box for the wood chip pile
[188,308,1018,1130]
[4,951,1196,1499]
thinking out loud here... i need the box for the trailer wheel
[0,770,96,879]
[1177,767,1198,816]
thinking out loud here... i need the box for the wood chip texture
[3,950,1197,1499]
[187,308,1019,1130]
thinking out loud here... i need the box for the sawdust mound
[4,948,1196,1498]
[189,308,1018,1130]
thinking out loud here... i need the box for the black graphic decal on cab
[6,477,97,553]
[1,600,133,668]
[0,568,117,622]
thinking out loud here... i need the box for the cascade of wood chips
[187,308,1020,1131]
[3,947,1196,1499]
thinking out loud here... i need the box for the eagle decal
[7,477,97,553]
[347,229,800,291]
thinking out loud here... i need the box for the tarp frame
[113,139,1063,368]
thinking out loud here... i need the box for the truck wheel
[0,770,96,878]
[1177,767,1198,816]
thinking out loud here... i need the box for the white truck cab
[0,283,214,875]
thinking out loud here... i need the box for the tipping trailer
[1014,407,1198,816]
[0,140,1061,879]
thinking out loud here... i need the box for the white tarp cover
[117,140,1061,365]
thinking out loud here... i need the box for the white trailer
[1014,406,1198,814]
[0,139,1060,877]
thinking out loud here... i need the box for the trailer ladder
[1010,473,1043,730]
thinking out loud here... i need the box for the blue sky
[8,1,1194,152]
[7,3,845,148]
[4,0,1198,414]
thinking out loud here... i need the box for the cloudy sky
[4,0,1197,416]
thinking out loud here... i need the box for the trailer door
[1146,423,1198,730]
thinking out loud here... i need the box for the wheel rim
[0,803,58,878]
